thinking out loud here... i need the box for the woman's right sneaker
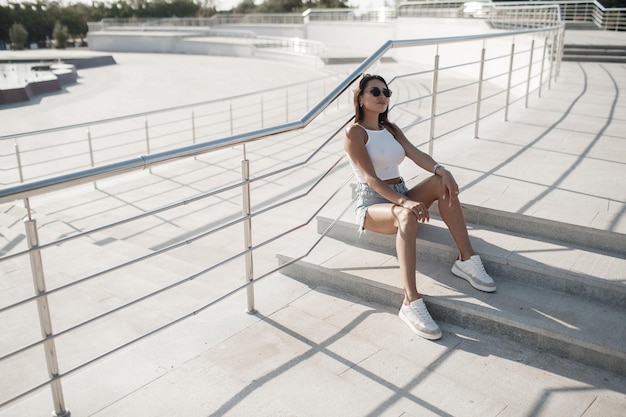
[451,254,497,292]
[398,298,442,340]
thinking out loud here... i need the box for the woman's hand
[402,199,429,223]
[439,169,460,207]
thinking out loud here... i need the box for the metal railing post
[505,41,515,122]
[550,32,559,88]
[14,142,24,183]
[525,39,535,109]
[241,146,255,313]
[261,96,265,128]
[191,109,196,145]
[428,47,440,157]
[474,44,486,139]
[87,127,98,188]
[23,199,71,417]
[144,117,152,173]
[538,36,548,98]
[144,117,150,154]
[87,128,95,168]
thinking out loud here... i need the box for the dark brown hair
[353,74,399,137]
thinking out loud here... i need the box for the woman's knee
[394,206,419,231]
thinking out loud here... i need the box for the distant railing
[303,7,397,22]
[398,1,466,18]
[0,17,564,417]
[489,3,563,29]
[398,0,625,30]
[90,9,398,29]
[95,13,305,28]
[86,1,624,34]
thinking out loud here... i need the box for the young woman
[344,74,496,340]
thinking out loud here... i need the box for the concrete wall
[86,18,525,80]
[306,21,393,59]
[88,31,191,53]
[212,24,304,38]
[177,38,253,57]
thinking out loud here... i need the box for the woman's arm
[392,124,460,207]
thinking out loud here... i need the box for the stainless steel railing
[0,21,563,417]
[0,76,337,187]
[398,0,625,30]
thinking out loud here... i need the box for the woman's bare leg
[364,204,421,304]
[406,176,474,260]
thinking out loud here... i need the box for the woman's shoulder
[345,123,368,140]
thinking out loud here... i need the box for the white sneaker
[451,254,496,292]
[398,298,442,340]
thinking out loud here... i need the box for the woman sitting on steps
[344,74,497,341]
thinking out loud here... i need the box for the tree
[232,0,257,14]
[304,0,349,8]
[53,20,69,48]
[233,0,350,13]
[8,2,55,47]
[256,0,305,13]
[0,5,14,45]
[9,22,28,50]
[63,4,90,45]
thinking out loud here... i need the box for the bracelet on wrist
[432,163,443,175]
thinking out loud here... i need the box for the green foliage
[0,0,203,47]
[53,21,69,49]
[254,0,349,13]
[233,0,257,14]
[9,22,28,50]
[0,0,351,48]
[602,0,626,7]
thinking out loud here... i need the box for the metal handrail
[0,76,337,186]
[0,15,564,415]
[0,26,561,205]
[0,77,329,141]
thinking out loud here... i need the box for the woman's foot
[451,254,496,292]
[398,298,442,340]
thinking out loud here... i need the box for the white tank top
[347,125,405,183]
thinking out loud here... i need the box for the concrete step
[562,44,626,63]
[447,203,626,256]
[315,202,626,308]
[562,55,626,63]
[277,235,626,376]
[564,22,601,30]
[563,45,626,54]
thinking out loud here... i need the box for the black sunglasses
[369,87,392,98]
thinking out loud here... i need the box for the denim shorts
[355,179,409,230]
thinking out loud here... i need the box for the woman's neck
[358,116,382,131]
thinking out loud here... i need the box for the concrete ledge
[0,55,115,105]
[439,203,626,257]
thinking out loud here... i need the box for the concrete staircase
[562,44,626,63]
[277,202,626,376]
